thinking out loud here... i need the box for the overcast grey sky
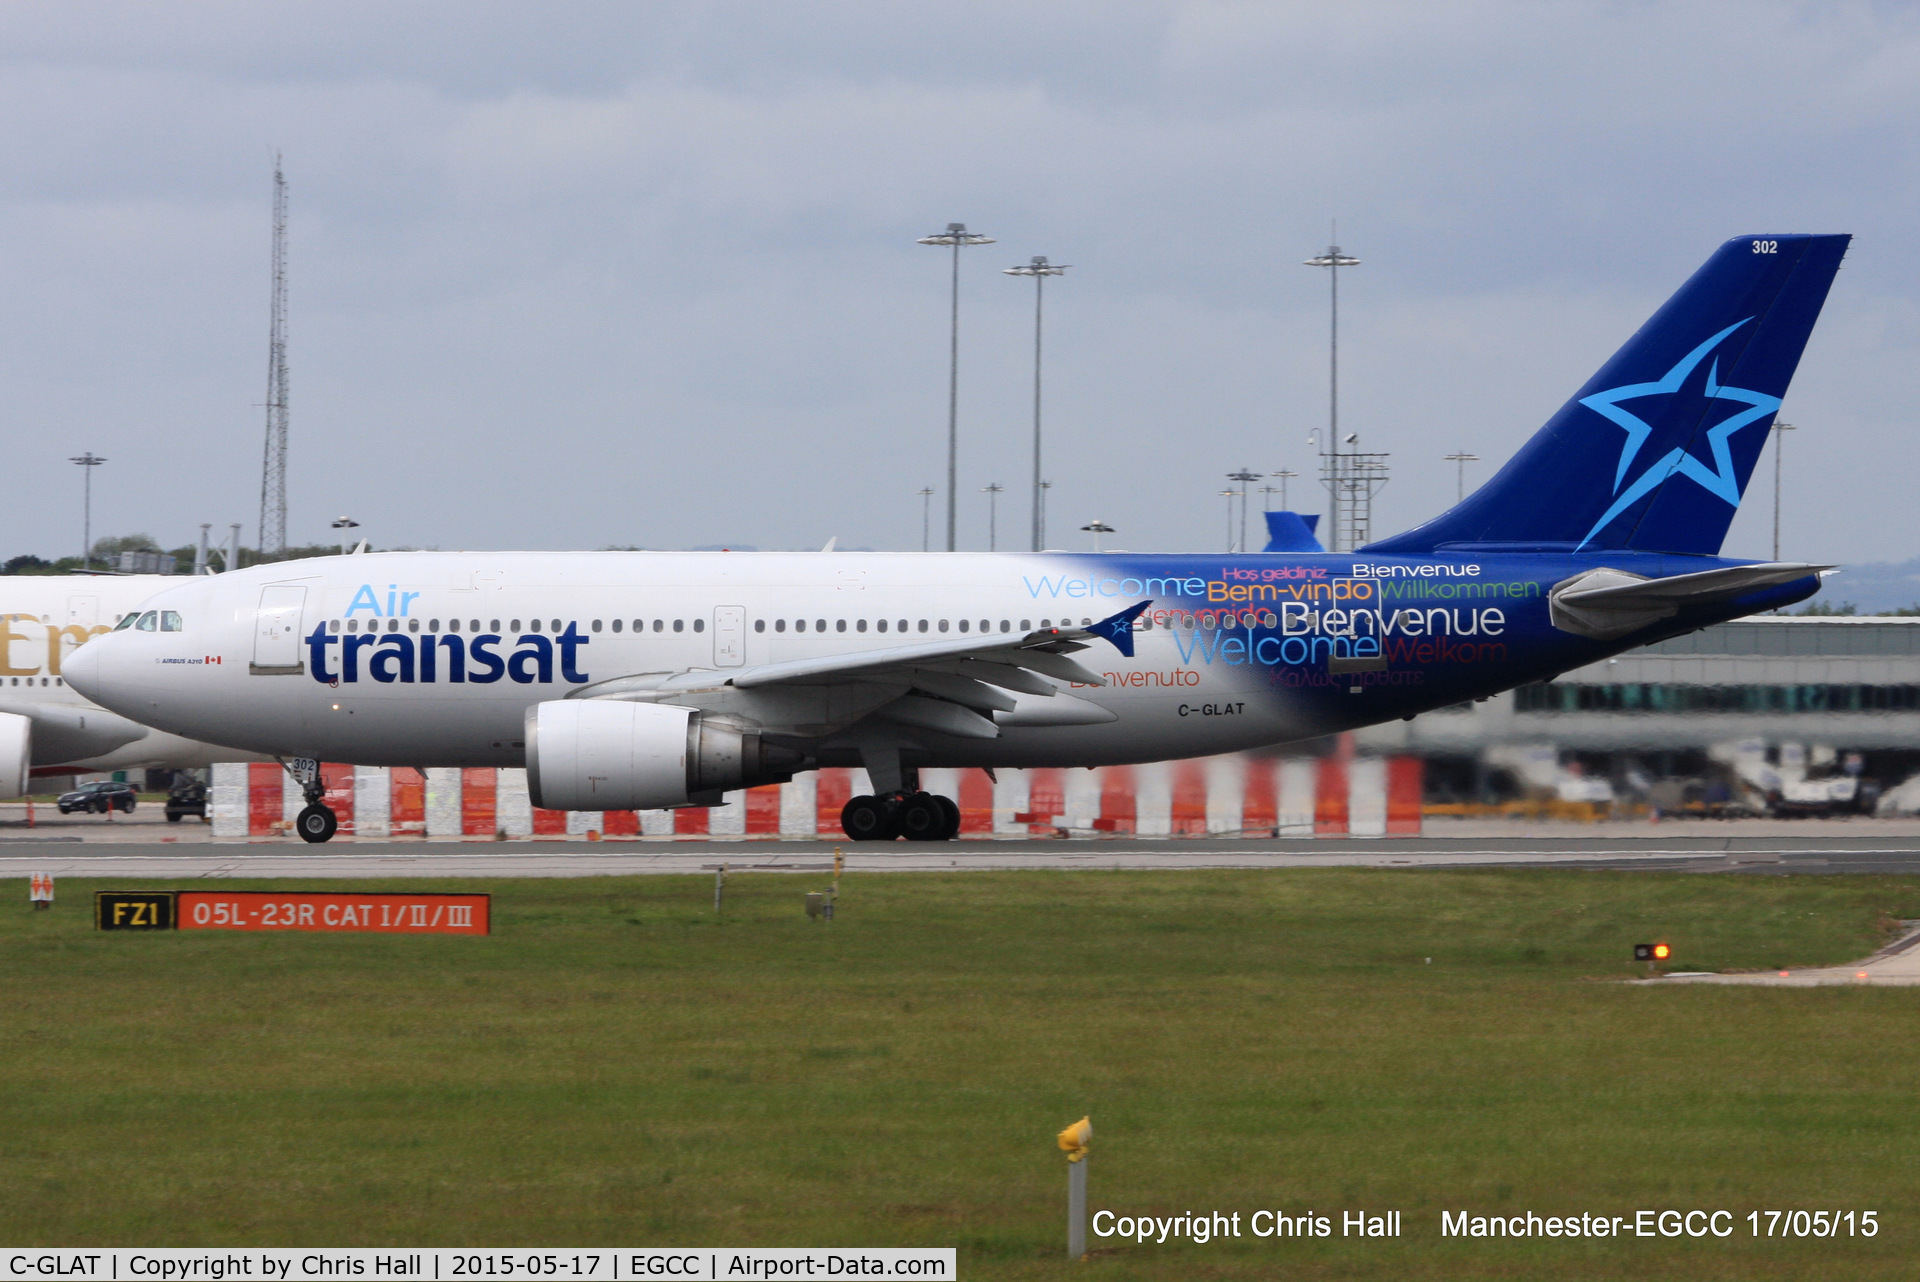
[0,1,1914,565]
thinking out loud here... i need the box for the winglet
[1085,601,1152,657]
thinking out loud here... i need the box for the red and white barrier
[210,754,1422,840]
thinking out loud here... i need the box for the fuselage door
[251,584,308,675]
[714,605,746,667]
[66,596,98,629]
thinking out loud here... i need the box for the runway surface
[7,833,1920,878]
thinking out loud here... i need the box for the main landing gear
[840,791,961,842]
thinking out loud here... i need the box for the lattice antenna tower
[258,154,290,558]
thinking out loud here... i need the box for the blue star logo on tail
[1575,318,1781,550]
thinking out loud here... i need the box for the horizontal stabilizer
[1548,562,1833,639]
[1262,511,1324,553]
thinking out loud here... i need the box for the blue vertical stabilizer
[1368,234,1849,556]
[1262,511,1324,553]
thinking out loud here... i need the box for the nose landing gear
[839,791,962,842]
[296,803,338,843]
[288,760,338,843]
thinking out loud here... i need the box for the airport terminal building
[1357,617,1920,816]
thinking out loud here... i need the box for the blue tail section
[1262,510,1324,553]
[1368,234,1849,556]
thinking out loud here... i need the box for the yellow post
[834,846,843,896]
[1058,1116,1091,1259]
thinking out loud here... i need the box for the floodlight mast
[918,223,994,552]
[1269,467,1298,511]
[69,452,107,570]
[1227,467,1262,553]
[1444,451,1479,502]
[981,482,1004,552]
[1004,255,1068,551]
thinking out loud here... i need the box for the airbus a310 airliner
[68,234,1848,842]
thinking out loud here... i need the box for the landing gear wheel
[840,795,896,842]
[296,804,339,844]
[935,794,961,840]
[896,792,948,842]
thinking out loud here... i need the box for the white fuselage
[67,551,1324,771]
[0,575,264,774]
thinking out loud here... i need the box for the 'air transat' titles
[305,625,590,687]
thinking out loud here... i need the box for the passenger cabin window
[408,618,420,633]
[511,619,522,632]
[938,620,949,632]
[857,619,867,632]
[552,619,561,632]
[529,619,541,632]
[652,620,663,632]
[673,620,684,633]
[611,619,622,632]
[754,619,765,632]
[388,618,401,633]
[329,620,340,633]
[489,620,500,632]
[135,611,157,632]
[693,618,704,632]
[160,611,183,632]
[958,619,970,633]
[429,619,440,632]
[776,619,787,633]
[592,620,603,632]
[918,620,928,632]
[1021,619,1031,630]
[876,619,887,633]
[836,620,846,633]
[898,620,908,632]
[814,619,825,632]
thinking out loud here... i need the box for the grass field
[5,866,1920,1278]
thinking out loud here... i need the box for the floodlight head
[918,222,995,247]
[331,517,360,530]
[1080,519,1115,534]
[1004,255,1069,277]
[1227,468,1262,483]
[1304,247,1361,268]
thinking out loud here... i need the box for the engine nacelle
[525,699,804,811]
[0,712,28,800]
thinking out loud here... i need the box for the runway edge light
[1058,1116,1092,1261]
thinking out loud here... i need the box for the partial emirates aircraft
[69,234,1847,843]
[0,575,264,796]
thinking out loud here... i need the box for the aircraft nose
[63,635,106,701]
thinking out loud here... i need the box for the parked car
[57,780,137,815]
[164,776,209,823]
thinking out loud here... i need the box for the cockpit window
[160,611,183,632]
[113,613,138,631]
[134,611,158,632]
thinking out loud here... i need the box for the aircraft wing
[1549,562,1834,639]
[569,601,1152,738]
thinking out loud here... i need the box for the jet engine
[0,712,27,800]
[525,700,805,811]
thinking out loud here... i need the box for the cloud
[0,0,1912,562]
